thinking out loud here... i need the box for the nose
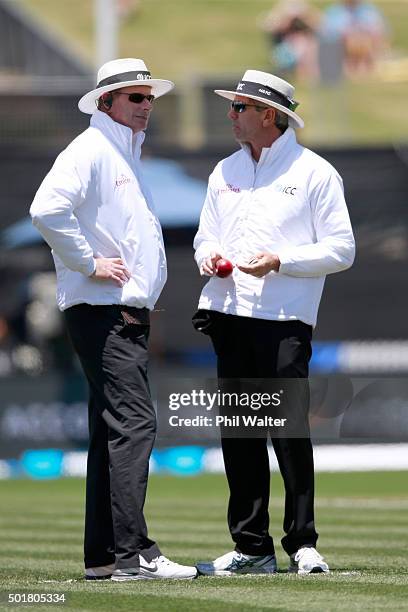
[142,98,153,110]
[228,106,237,120]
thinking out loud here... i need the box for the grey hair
[275,109,289,133]
[255,104,289,132]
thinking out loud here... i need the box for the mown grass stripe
[1,473,407,612]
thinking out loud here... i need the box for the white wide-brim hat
[78,58,174,114]
[215,69,304,129]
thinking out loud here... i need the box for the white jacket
[30,111,167,311]
[194,128,355,327]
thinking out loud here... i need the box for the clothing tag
[121,308,150,326]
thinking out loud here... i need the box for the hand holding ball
[215,258,234,278]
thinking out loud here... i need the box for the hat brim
[214,89,304,129]
[78,79,174,114]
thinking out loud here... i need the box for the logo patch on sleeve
[115,174,132,188]
[217,183,241,194]
[274,183,297,195]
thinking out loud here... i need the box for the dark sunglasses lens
[128,93,155,104]
[231,102,246,113]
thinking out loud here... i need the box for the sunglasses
[115,93,155,104]
[230,101,268,113]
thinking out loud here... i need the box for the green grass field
[1,472,407,611]
[19,0,408,145]
[19,0,408,77]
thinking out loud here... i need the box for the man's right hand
[91,257,131,287]
[200,252,223,276]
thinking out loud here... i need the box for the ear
[262,107,276,127]
[99,92,113,111]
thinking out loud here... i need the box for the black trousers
[64,304,161,570]
[206,311,318,557]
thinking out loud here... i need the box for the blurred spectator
[321,0,389,78]
[25,272,77,373]
[0,313,43,377]
[25,273,63,345]
[0,316,13,376]
[117,0,140,20]
[259,1,321,81]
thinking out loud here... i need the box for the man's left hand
[237,252,280,278]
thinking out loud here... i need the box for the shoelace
[295,547,322,563]
[216,551,238,565]
[153,555,186,567]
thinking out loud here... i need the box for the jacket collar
[241,127,296,166]
[90,110,146,159]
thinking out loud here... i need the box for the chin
[133,121,148,132]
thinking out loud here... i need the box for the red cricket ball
[215,258,234,278]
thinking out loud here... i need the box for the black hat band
[97,70,152,88]
[236,80,298,111]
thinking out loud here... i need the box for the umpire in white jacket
[194,70,355,576]
[30,58,196,581]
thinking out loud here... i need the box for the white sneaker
[85,563,115,580]
[196,551,277,576]
[288,547,329,575]
[111,555,197,581]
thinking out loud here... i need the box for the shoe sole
[111,575,150,581]
[196,568,277,577]
[112,573,198,581]
[85,575,112,580]
[288,566,329,575]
